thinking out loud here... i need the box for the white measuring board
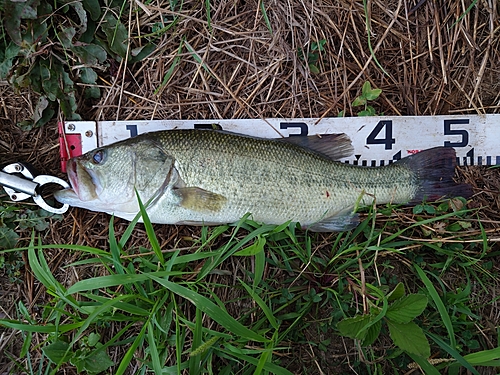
[66,115,500,166]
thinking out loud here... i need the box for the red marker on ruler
[58,122,83,173]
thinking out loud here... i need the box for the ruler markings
[64,115,500,167]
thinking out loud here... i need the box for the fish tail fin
[396,147,472,203]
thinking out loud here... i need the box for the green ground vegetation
[1,197,499,374]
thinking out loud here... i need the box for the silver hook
[1,163,70,214]
[32,175,70,214]
[1,163,37,201]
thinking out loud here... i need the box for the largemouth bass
[55,130,471,231]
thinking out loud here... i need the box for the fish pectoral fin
[174,187,227,213]
[280,133,353,160]
[305,209,360,232]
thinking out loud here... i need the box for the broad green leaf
[365,105,377,115]
[82,0,101,21]
[73,44,107,65]
[73,353,87,373]
[85,86,101,99]
[413,205,424,214]
[33,96,50,127]
[75,347,114,373]
[57,27,76,49]
[34,103,55,127]
[0,43,21,79]
[130,43,157,63]
[361,319,381,346]
[352,96,366,107]
[365,88,382,100]
[387,320,430,358]
[357,109,372,116]
[102,14,128,58]
[361,81,382,100]
[337,314,372,341]
[42,340,73,363]
[80,67,100,98]
[387,282,405,302]
[309,63,320,74]
[87,333,100,347]
[3,0,37,45]
[361,81,372,97]
[386,294,428,323]
[70,2,88,35]
[0,227,19,249]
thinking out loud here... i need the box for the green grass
[1,197,499,374]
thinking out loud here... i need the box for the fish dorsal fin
[174,187,227,213]
[280,133,353,160]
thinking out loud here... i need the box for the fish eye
[92,149,106,165]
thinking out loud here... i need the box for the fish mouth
[67,159,80,197]
[54,160,80,204]
[57,159,100,202]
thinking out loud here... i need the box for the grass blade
[0,320,82,333]
[136,190,164,264]
[147,321,162,375]
[66,270,184,294]
[239,279,279,330]
[108,216,126,275]
[463,346,500,366]
[414,264,456,349]
[219,345,293,375]
[115,322,147,375]
[427,332,480,375]
[148,275,268,343]
[189,308,203,374]
[259,0,273,35]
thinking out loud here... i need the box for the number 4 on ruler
[366,121,396,150]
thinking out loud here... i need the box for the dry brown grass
[1,0,500,373]
[81,0,500,123]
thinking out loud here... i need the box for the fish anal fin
[280,133,353,160]
[305,210,360,232]
[174,187,227,213]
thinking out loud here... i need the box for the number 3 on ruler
[366,121,396,150]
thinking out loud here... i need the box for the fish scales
[55,129,471,231]
[146,130,416,225]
